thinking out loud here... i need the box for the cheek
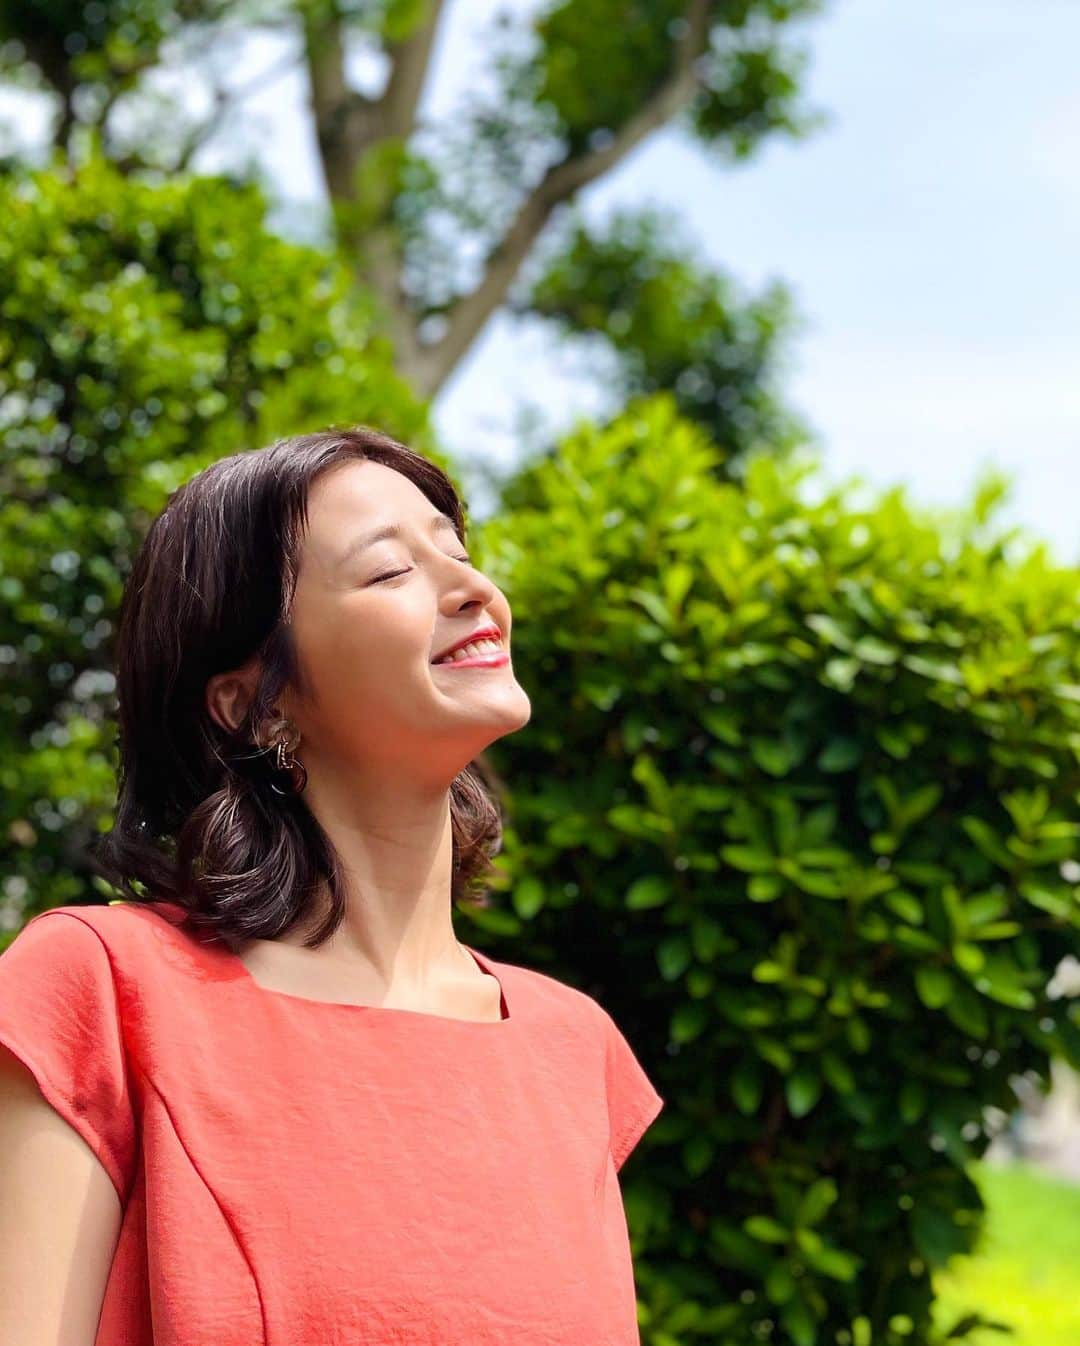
[305,592,432,682]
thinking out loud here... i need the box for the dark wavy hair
[87,426,506,950]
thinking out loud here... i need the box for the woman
[0,426,664,1345]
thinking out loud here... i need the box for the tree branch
[412,0,712,397]
[356,0,448,372]
[302,0,707,397]
[380,0,447,143]
[301,0,448,381]
[301,1,371,200]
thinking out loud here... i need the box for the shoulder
[3,903,116,967]
[13,899,172,950]
[3,900,195,986]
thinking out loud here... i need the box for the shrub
[474,392,1080,1346]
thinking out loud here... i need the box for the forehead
[304,459,434,537]
[295,459,458,584]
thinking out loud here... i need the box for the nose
[435,547,498,610]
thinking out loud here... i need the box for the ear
[205,658,261,736]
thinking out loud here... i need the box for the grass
[931,1158,1080,1346]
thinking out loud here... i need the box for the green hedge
[472,393,1080,1346]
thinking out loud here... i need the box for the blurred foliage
[0,0,830,420]
[522,203,810,474]
[532,0,823,159]
[0,154,429,923]
[466,393,1080,1346]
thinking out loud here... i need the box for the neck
[275,775,469,986]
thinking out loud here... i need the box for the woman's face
[275,459,531,786]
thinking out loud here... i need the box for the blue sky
[3,0,1076,561]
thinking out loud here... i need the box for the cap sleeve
[0,910,136,1203]
[602,1008,664,1172]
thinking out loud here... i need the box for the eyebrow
[336,513,460,569]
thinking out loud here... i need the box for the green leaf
[817,736,862,772]
[796,847,851,869]
[803,1243,860,1281]
[628,586,670,627]
[744,1215,789,1244]
[748,874,785,902]
[805,613,854,650]
[721,845,775,873]
[915,964,953,1008]
[511,876,545,919]
[846,1016,871,1053]
[690,915,728,961]
[793,1227,823,1254]
[1018,880,1073,919]
[900,782,944,828]
[765,1260,796,1304]
[974,921,1022,940]
[952,942,985,974]
[964,891,1009,926]
[786,1065,823,1117]
[961,817,1014,869]
[821,1050,855,1095]
[656,935,692,980]
[796,1177,838,1227]
[970,953,1037,1009]
[663,561,695,611]
[942,986,989,1039]
[671,1002,709,1043]
[790,869,846,899]
[755,1035,794,1073]
[683,1133,714,1178]
[625,874,672,909]
[884,890,924,925]
[731,1058,765,1115]
[902,654,964,685]
[780,1295,819,1346]
[854,636,898,665]
[700,706,742,745]
[899,1079,926,1123]
[750,737,795,776]
[801,803,838,847]
[876,724,913,759]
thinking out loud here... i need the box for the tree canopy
[1,0,827,468]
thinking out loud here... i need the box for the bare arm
[0,1044,122,1346]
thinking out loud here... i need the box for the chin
[481,687,533,739]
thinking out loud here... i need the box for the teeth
[436,638,501,664]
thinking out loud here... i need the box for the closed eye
[370,555,471,584]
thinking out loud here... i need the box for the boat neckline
[133,900,513,1025]
[223,938,513,1025]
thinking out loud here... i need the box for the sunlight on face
[280,459,531,784]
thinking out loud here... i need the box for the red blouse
[0,900,665,1345]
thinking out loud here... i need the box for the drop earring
[259,716,308,795]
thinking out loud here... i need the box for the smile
[432,639,510,669]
